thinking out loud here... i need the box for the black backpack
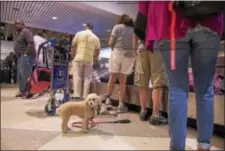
[173,1,225,21]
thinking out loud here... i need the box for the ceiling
[81,2,138,20]
[0,1,127,39]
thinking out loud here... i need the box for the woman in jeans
[135,2,224,150]
[103,14,135,113]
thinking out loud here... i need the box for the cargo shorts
[134,50,168,89]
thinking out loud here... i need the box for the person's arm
[24,29,35,56]
[133,34,139,54]
[71,34,78,60]
[108,25,118,49]
[94,38,101,62]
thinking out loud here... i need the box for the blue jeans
[17,55,35,95]
[158,27,220,150]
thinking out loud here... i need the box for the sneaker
[105,98,112,105]
[117,103,128,113]
[99,104,108,115]
[21,95,27,99]
[26,94,33,99]
[20,94,33,99]
[149,115,168,125]
[140,110,148,121]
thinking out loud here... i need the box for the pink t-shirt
[138,2,224,50]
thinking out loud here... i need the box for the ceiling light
[52,16,58,20]
[107,29,111,32]
[82,23,87,27]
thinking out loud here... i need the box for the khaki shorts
[134,50,168,89]
[109,51,135,75]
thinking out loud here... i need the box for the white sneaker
[117,103,128,113]
[105,98,112,105]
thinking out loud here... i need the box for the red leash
[72,119,96,128]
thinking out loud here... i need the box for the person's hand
[25,50,32,56]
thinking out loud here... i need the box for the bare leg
[118,73,127,102]
[152,88,163,117]
[106,73,118,96]
[104,73,118,105]
[149,87,168,125]
[161,88,168,113]
[139,87,149,113]
[117,73,128,113]
[148,50,168,125]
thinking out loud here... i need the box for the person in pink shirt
[134,1,224,150]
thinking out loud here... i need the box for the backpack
[173,1,225,21]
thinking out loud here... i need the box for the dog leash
[71,119,131,129]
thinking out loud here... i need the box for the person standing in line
[58,33,71,51]
[135,2,223,150]
[133,35,168,125]
[103,14,136,113]
[71,23,100,99]
[14,20,36,98]
[33,30,47,67]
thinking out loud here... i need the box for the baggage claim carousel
[90,42,225,137]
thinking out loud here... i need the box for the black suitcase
[3,68,11,83]
[0,69,4,83]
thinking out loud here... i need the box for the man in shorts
[134,38,168,125]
